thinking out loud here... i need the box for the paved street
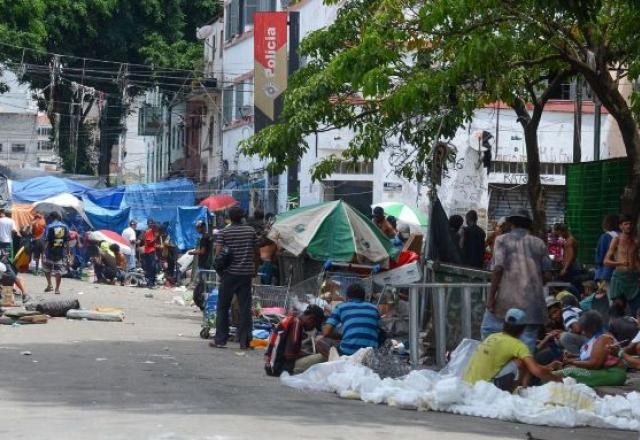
[0,274,632,440]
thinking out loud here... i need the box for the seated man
[110,244,127,286]
[0,261,26,299]
[264,305,325,376]
[559,300,588,355]
[320,283,381,356]
[464,308,561,391]
[93,241,117,283]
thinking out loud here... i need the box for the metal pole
[573,76,582,163]
[409,286,419,368]
[434,286,447,368]
[461,286,472,339]
[594,95,601,161]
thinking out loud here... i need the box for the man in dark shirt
[43,212,70,294]
[461,210,486,269]
[190,220,213,271]
[211,207,257,349]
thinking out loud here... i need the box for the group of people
[465,209,640,390]
[371,206,412,250]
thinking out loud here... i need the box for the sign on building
[254,11,288,132]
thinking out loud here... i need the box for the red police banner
[254,11,288,132]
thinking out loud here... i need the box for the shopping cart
[320,261,376,301]
[197,269,219,339]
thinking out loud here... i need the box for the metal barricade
[392,282,490,369]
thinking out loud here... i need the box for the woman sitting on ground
[556,310,627,387]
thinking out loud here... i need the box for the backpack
[264,317,297,377]
[214,246,233,276]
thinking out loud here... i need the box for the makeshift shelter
[85,185,125,210]
[10,203,35,232]
[122,178,195,228]
[32,193,92,229]
[83,198,130,233]
[11,176,93,203]
[171,206,209,251]
[268,200,397,264]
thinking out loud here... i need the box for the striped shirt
[215,224,257,276]
[326,300,380,355]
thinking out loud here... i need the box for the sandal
[209,341,227,348]
[44,286,53,293]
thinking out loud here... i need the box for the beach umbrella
[199,194,238,212]
[267,200,398,264]
[32,193,92,227]
[88,229,132,255]
[372,202,428,228]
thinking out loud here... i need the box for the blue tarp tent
[122,178,195,228]
[171,206,209,251]
[83,198,131,233]
[86,186,125,210]
[11,176,93,203]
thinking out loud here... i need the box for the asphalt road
[0,274,634,440]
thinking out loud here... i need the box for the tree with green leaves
[241,0,575,232]
[0,0,221,180]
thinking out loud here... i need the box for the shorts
[493,360,520,391]
[43,256,67,276]
[31,239,44,259]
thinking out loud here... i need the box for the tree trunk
[511,100,546,236]
[523,123,546,237]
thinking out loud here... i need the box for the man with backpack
[210,207,258,349]
[265,305,326,376]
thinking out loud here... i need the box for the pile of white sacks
[281,341,640,431]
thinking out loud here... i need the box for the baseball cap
[507,208,531,221]
[504,308,527,325]
[545,296,561,309]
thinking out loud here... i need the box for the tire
[200,327,210,339]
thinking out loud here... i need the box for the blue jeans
[142,253,157,287]
[481,309,539,353]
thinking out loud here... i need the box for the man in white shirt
[0,209,17,255]
[121,220,138,270]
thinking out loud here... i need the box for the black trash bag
[29,299,81,317]
[193,280,206,311]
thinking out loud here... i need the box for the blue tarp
[223,179,265,213]
[83,198,131,233]
[11,176,93,203]
[171,206,209,251]
[122,178,195,229]
[86,185,125,210]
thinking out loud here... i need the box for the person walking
[122,220,138,270]
[142,220,158,288]
[30,212,46,273]
[211,207,257,349]
[43,212,70,295]
[0,209,17,258]
[604,214,640,315]
[461,209,486,269]
[482,208,552,352]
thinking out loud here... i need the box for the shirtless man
[605,215,640,315]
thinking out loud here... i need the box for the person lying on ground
[556,310,627,387]
[464,308,561,392]
[264,305,325,376]
[318,283,381,357]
